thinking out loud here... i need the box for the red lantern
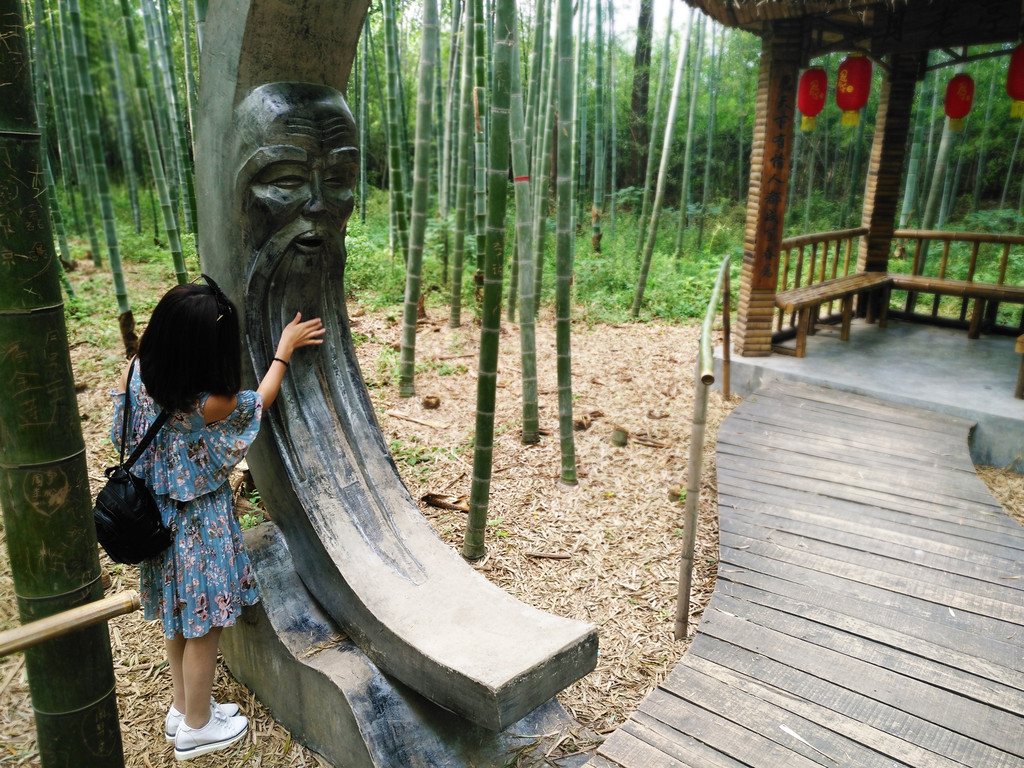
[797,67,827,131]
[944,73,974,131]
[1008,43,1024,119]
[836,54,872,126]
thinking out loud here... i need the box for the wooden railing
[891,229,1024,331]
[775,228,1024,337]
[776,227,867,333]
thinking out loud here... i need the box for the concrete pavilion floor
[714,318,1024,473]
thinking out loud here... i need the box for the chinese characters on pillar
[753,72,795,291]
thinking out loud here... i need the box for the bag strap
[119,357,169,472]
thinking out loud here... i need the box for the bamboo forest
[12,1,1024,503]
[5,0,1024,765]
[16,0,1024,335]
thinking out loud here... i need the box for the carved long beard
[244,227,426,583]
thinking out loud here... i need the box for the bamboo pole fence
[0,592,140,658]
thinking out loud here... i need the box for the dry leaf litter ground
[2,259,1022,767]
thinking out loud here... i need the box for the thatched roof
[683,0,1022,59]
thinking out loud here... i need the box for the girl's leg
[181,628,223,729]
[165,634,187,714]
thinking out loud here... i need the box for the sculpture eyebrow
[323,116,352,143]
[283,116,353,145]
[284,117,320,138]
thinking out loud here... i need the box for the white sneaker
[164,699,241,743]
[173,703,248,761]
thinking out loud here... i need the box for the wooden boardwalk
[590,380,1024,768]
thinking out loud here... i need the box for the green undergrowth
[59,183,1021,338]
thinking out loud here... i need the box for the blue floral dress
[111,365,262,639]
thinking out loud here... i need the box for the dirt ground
[2,260,1022,767]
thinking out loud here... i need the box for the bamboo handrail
[780,227,868,250]
[676,255,730,642]
[893,229,1024,323]
[0,591,140,658]
[894,229,1024,246]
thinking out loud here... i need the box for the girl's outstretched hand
[275,312,325,363]
[258,313,325,410]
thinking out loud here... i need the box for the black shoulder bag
[94,359,172,564]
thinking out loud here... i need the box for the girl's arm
[256,312,325,410]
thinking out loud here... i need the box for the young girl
[112,277,324,761]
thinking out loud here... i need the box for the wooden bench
[889,274,1024,339]
[774,272,892,357]
[1016,334,1024,400]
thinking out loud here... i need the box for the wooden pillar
[735,21,802,357]
[857,53,924,273]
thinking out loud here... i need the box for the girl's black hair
[137,278,242,414]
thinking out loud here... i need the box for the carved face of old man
[235,82,358,271]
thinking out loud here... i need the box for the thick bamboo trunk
[464,0,514,559]
[0,5,123,764]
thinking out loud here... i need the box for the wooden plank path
[590,380,1024,768]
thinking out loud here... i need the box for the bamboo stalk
[31,0,73,276]
[674,370,706,641]
[472,0,488,270]
[382,0,410,264]
[631,6,692,318]
[677,254,730,640]
[554,0,579,484]
[530,23,556,312]
[632,3,674,266]
[508,28,540,445]
[118,0,187,284]
[590,0,605,252]
[463,0,514,559]
[0,7,125,757]
[68,0,139,353]
[0,592,140,659]
[55,3,103,266]
[398,0,440,397]
[450,0,474,328]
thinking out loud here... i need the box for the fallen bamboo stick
[0,591,141,658]
[525,551,571,560]
[385,409,450,429]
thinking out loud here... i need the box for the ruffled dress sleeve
[110,370,263,502]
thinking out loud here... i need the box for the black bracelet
[273,357,289,368]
